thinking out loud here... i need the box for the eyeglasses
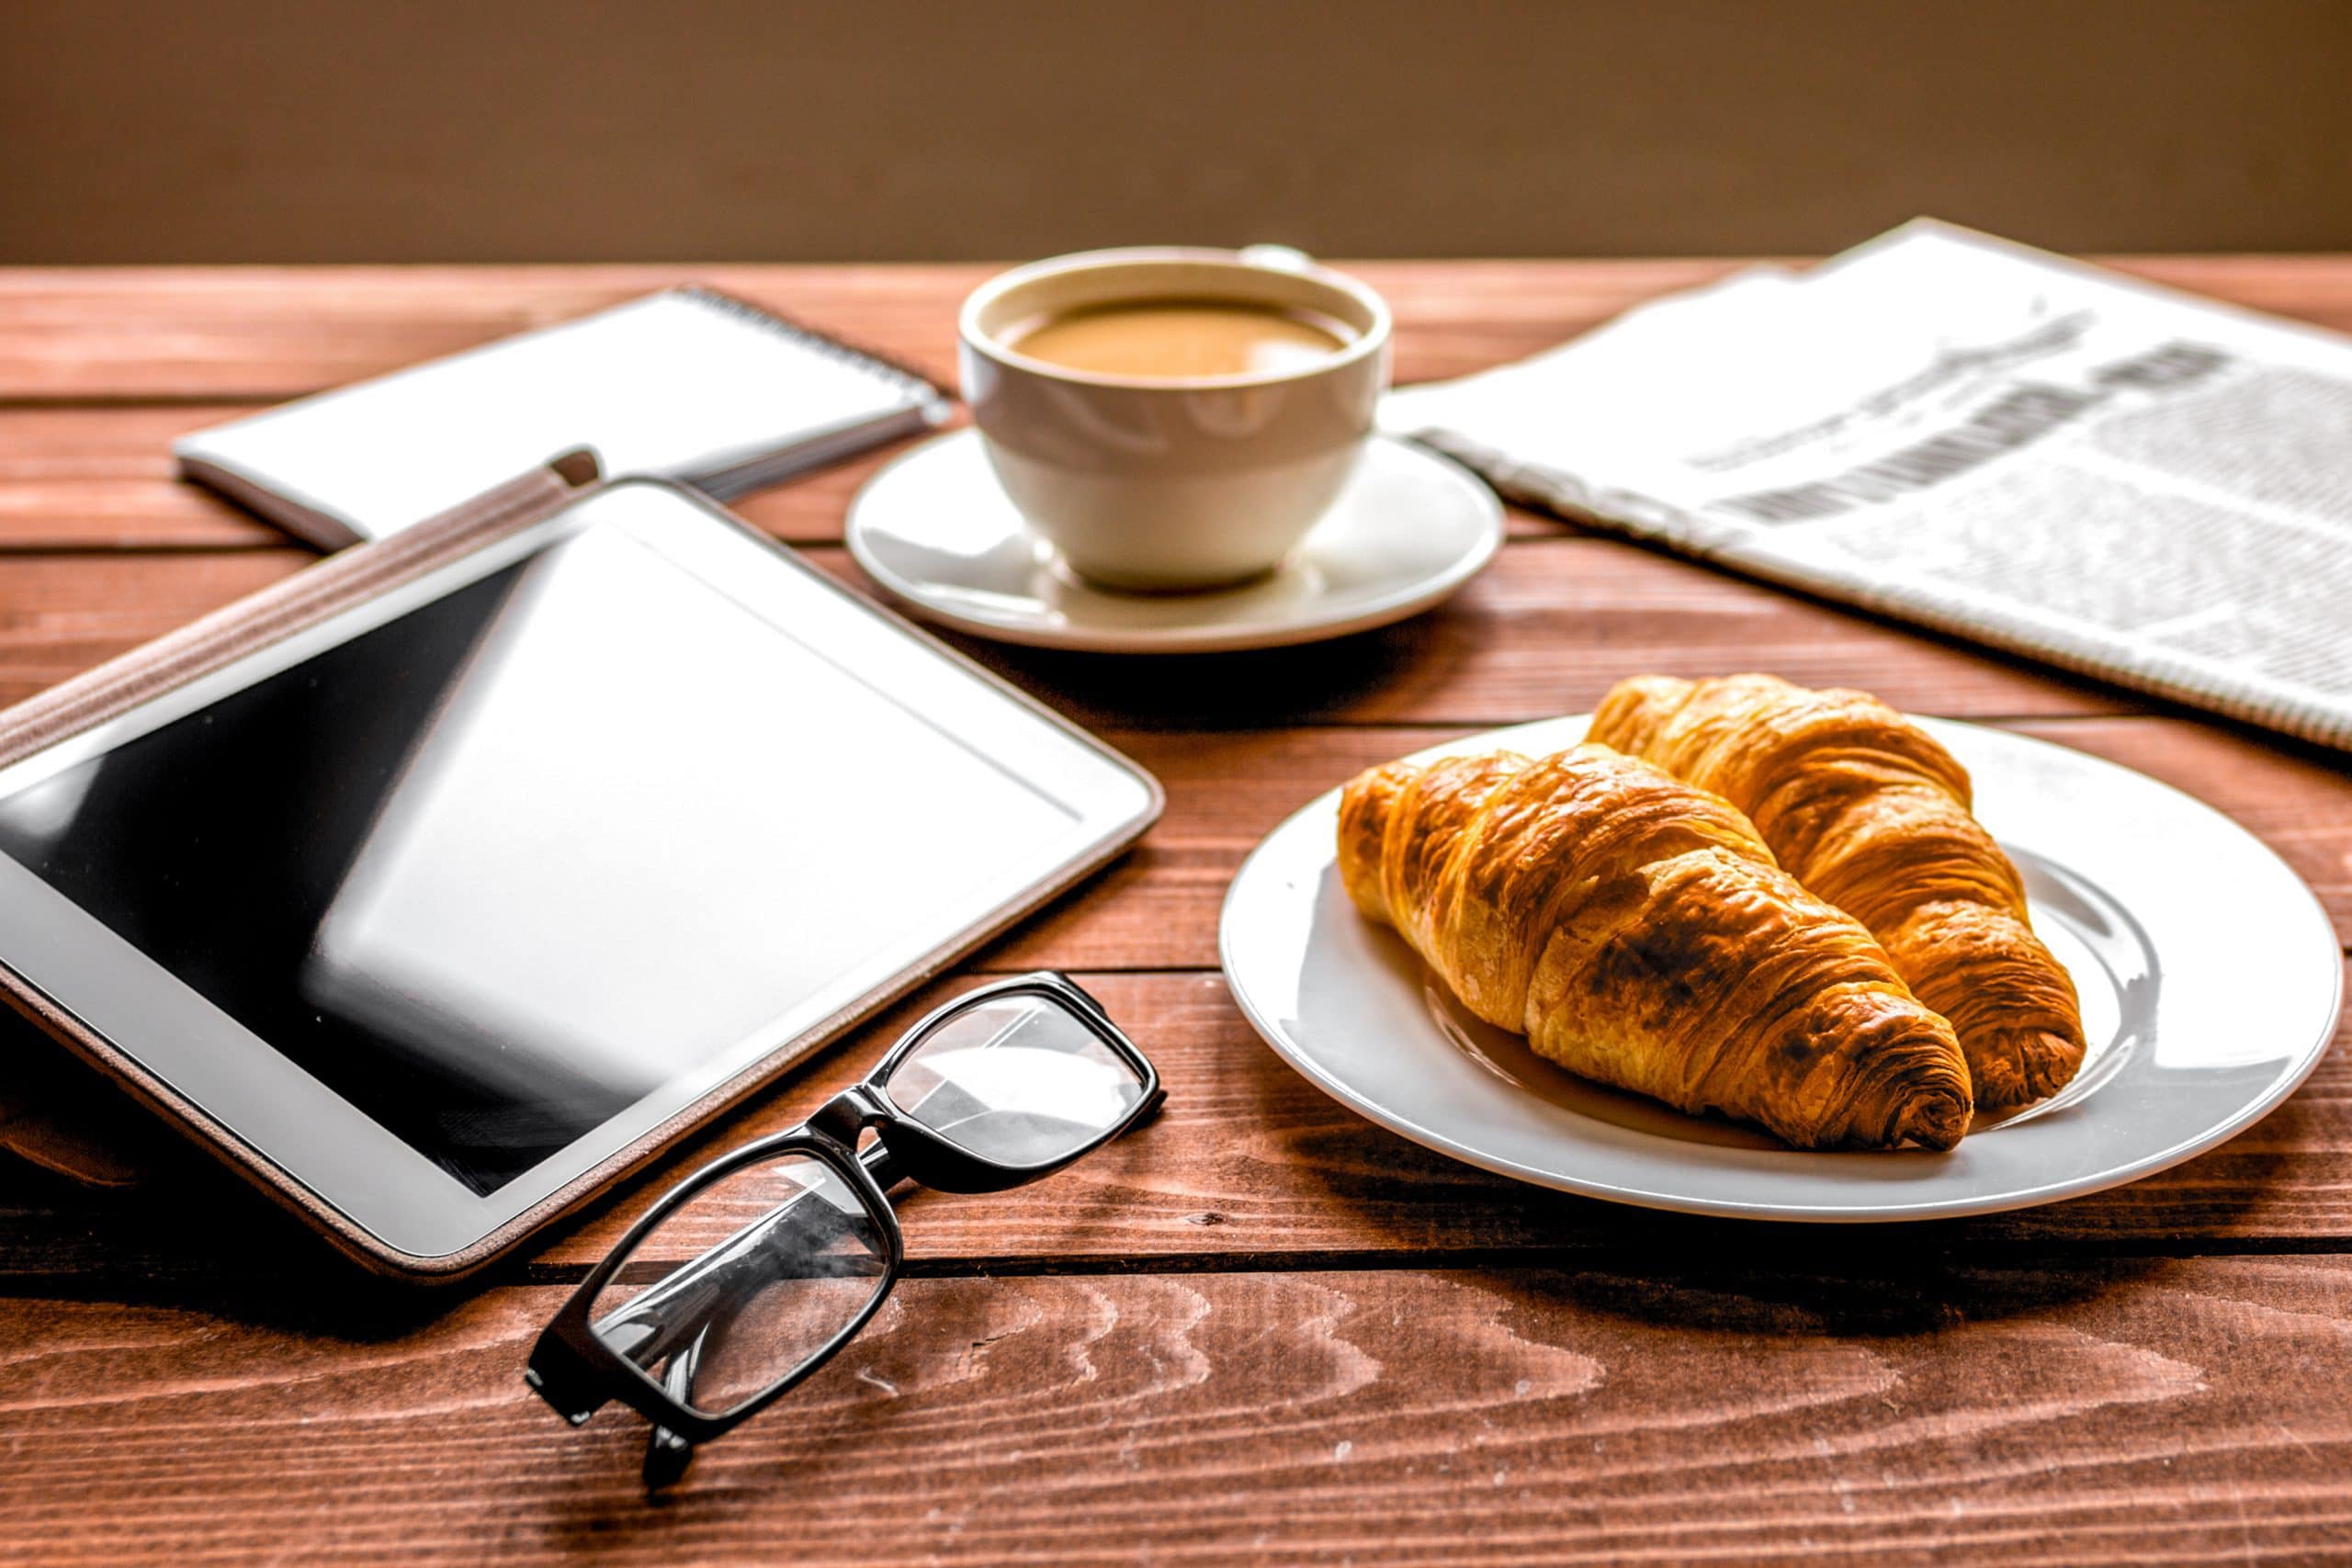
[524,972,1161,1484]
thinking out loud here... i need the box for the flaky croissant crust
[1339,742,1973,1151]
[1590,674,2086,1109]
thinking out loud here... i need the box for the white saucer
[844,429,1504,653]
[1221,715,2343,1223]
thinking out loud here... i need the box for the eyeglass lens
[885,992,1147,1167]
[589,1151,889,1416]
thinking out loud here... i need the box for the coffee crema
[1007,299,1354,379]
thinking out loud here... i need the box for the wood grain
[973,717,2352,975]
[0,537,2144,725]
[0,406,271,547]
[0,408,1574,550]
[2,258,2349,1563]
[902,550,2148,731]
[0,405,982,551]
[5,255,2348,400]
[3,958,2343,1289]
[3,1258,2350,1565]
[0,260,1723,401]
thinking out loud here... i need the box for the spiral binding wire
[673,286,949,411]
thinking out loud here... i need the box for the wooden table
[1,260,2349,1565]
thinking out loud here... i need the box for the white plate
[844,428,1503,653]
[1220,716,2343,1222]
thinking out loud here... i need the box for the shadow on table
[524,1287,1016,1533]
[0,1004,611,1339]
[1469,1241,2167,1346]
[1281,1100,2270,1335]
[946,620,1445,730]
[0,980,931,1342]
[0,1168,461,1341]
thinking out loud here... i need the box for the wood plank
[0,260,1725,401]
[980,716,2352,974]
[2117,254,2352,335]
[0,264,985,402]
[452,957,2352,1261]
[0,480,277,550]
[852,544,2139,728]
[4,258,2348,1562]
[0,550,310,700]
[3,1258,2350,1564]
[0,403,968,552]
[6,251,2342,555]
[0,412,948,551]
[0,567,2332,1270]
[0,404,232,479]
[0,404,295,548]
[0,539,2137,723]
[0,408,1566,549]
[4,959,2345,1285]
[0,401,962,551]
[3,256,2346,401]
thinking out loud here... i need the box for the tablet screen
[0,525,1076,1195]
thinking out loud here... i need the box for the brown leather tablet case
[0,455,1148,1282]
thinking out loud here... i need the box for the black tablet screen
[0,527,1069,1194]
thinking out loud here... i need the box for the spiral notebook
[175,287,952,548]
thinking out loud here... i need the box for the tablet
[0,479,1159,1275]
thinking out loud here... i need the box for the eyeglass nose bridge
[526,971,1164,1471]
[803,1082,893,1150]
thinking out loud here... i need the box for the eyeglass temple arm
[643,1329,710,1487]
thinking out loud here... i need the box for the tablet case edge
[0,460,1163,1283]
[0,457,604,1280]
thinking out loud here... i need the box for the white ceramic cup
[958,247,1393,592]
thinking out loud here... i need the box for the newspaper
[1384,220,2352,750]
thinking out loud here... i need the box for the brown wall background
[4,0,2349,264]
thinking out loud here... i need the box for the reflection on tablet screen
[0,527,1070,1194]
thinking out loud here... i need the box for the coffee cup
[958,247,1392,592]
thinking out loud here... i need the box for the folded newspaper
[1384,220,2352,750]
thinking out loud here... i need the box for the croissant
[1589,674,2085,1109]
[1337,742,1973,1150]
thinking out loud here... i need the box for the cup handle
[1238,244,1317,273]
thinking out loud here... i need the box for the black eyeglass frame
[525,971,1160,1446]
